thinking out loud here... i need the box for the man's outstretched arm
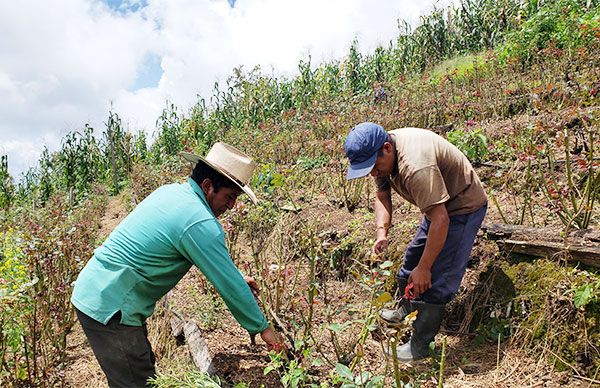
[409,203,449,296]
[373,188,393,254]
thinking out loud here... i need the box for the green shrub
[447,127,489,163]
[0,228,32,383]
[499,0,600,62]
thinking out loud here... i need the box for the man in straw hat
[344,122,487,362]
[71,142,286,387]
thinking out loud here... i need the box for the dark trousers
[399,204,487,304]
[75,308,156,388]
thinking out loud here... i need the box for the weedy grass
[149,359,221,388]
[428,53,487,85]
[509,259,600,375]
[0,192,107,385]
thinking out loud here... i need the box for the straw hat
[180,142,258,204]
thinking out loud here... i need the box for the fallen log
[165,294,215,374]
[183,321,215,374]
[482,223,600,268]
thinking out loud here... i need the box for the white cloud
[0,0,455,178]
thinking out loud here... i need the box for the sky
[0,0,456,178]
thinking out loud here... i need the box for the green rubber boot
[396,301,445,361]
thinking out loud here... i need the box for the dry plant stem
[575,375,600,386]
[494,358,521,384]
[493,332,501,384]
[504,160,529,225]
[496,332,501,370]
[519,159,533,225]
[538,156,573,227]
[491,193,509,224]
[265,305,295,348]
[587,365,600,387]
[321,280,344,366]
[545,124,600,229]
[439,336,447,388]
[563,128,579,219]
[288,260,302,308]
[581,126,599,228]
[328,330,343,365]
[390,337,402,388]
[545,346,599,384]
[349,293,379,371]
[274,250,284,313]
[0,327,5,374]
[305,328,336,367]
[301,252,318,345]
[23,326,31,382]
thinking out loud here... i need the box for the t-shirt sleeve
[178,220,268,334]
[375,176,391,192]
[405,166,450,213]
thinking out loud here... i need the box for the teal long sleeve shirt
[71,178,268,334]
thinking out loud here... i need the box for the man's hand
[260,326,287,353]
[372,236,388,255]
[244,275,259,297]
[408,265,432,297]
[373,189,392,255]
[408,204,449,297]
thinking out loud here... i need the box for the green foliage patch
[500,0,600,62]
[475,259,600,375]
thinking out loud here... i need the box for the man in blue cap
[344,122,487,361]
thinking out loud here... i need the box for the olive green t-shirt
[375,127,487,215]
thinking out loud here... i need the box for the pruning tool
[400,282,415,303]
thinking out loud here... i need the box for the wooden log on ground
[165,294,215,374]
[482,223,600,268]
[183,321,215,374]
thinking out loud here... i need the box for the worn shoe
[379,276,412,324]
[388,301,445,362]
[379,306,410,324]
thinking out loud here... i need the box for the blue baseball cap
[344,122,387,180]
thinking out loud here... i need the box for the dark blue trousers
[399,204,487,304]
